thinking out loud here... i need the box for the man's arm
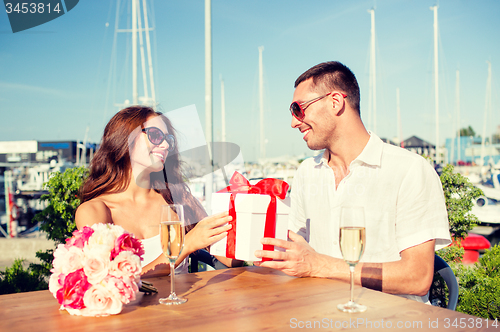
[254,231,435,296]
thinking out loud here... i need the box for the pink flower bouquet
[49,223,145,317]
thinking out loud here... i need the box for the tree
[431,164,482,307]
[439,164,482,244]
[459,126,476,137]
[492,133,500,144]
[29,166,88,277]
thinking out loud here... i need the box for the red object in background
[452,233,491,264]
[8,191,16,238]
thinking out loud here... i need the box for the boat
[470,166,500,225]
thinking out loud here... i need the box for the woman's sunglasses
[289,92,347,121]
[142,127,176,152]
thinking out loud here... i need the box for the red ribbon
[217,172,289,261]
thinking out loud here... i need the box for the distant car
[457,160,472,166]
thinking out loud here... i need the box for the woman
[75,106,234,277]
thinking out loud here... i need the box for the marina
[1,1,500,323]
[1,1,499,259]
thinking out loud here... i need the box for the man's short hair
[294,61,361,115]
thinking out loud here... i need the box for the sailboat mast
[368,8,376,133]
[132,0,138,105]
[108,0,156,113]
[136,1,149,102]
[221,76,226,142]
[456,70,461,163]
[142,0,156,103]
[205,0,213,211]
[431,5,439,164]
[397,88,402,147]
[481,61,492,164]
[259,46,265,159]
[220,75,227,175]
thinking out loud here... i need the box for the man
[254,61,451,303]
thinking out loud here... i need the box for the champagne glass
[159,204,187,305]
[337,206,367,313]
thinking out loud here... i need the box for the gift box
[209,172,290,262]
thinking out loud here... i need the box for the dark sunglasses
[289,92,347,121]
[141,127,176,152]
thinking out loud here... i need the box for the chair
[432,254,459,310]
[189,249,228,272]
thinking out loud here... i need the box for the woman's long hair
[79,106,206,230]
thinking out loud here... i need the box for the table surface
[0,266,495,331]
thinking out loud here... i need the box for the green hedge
[0,259,48,295]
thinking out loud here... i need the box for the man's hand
[255,231,436,297]
[254,230,325,277]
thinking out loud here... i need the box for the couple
[76,61,451,302]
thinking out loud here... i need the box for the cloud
[278,3,367,38]
[0,81,65,97]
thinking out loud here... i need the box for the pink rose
[56,269,91,309]
[65,226,94,249]
[109,251,142,280]
[111,233,145,260]
[83,284,123,316]
[105,276,138,303]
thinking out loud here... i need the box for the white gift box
[210,192,290,261]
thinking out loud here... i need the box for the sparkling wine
[339,227,366,265]
[161,221,184,261]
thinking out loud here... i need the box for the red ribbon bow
[217,172,289,261]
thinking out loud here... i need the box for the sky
[1,0,499,162]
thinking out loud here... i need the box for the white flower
[48,272,65,294]
[108,224,126,238]
[52,244,85,275]
[52,244,68,272]
[82,247,110,284]
[86,226,115,254]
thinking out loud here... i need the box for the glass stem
[349,265,355,303]
[170,261,175,296]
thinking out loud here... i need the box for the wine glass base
[159,294,187,305]
[337,301,367,313]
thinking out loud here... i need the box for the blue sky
[1,0,499,161]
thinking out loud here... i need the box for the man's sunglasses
[289,92,347,121]
[142,127,176,152]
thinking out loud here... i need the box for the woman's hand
[183,211,232,255]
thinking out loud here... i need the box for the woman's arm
[141,211,234,277]
[181,211,232,258]
[181,211,245,269]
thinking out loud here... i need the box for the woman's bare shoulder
[75,199,113,229]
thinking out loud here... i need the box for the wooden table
[0,267,494,331]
